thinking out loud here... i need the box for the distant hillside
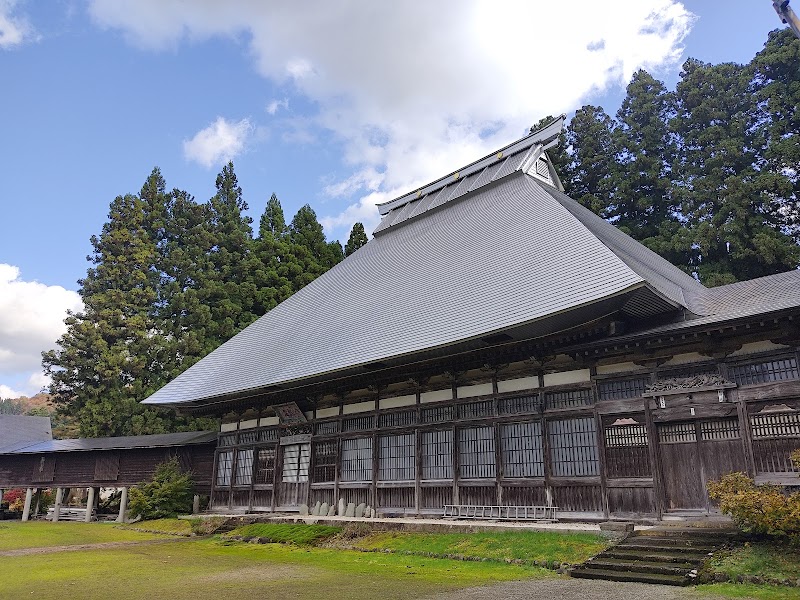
[0,393,78,439]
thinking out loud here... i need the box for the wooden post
[85,487,96,522]
[193,494,201,514]
[116,487,128,523]
[52,487,64,522]
[0,488,4,507]
[21,488,33,522]
[33,488,42,517]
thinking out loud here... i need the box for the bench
[443,504,558,522]
[46,507,95,522]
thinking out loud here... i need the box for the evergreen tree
[252,194,295,314]
[259,192,287,239]
[344,222,369,256]
[563,105,617,217]
[42,178,194,436]
[673,58,799,285]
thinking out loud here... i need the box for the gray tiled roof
[141,123,800,410]
[0,415,53,453]
[0,430,217,455]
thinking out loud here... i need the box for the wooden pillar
[52,487,64,522]
[21,488,34,522]
[193,494,201,514]
[33,488,42,517]
[116,487,128,523]
[0,488,4,507]
[85,487,96,522]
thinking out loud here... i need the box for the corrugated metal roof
[0,430,217,455]
[0,415,53,453]
[143,169,697,408]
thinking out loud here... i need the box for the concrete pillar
[85,487,96,522]
[0,488,5,507]
[192,494,200,514]
[21,488,33,522]
[116,487,128,523]
[33,489,41,517]
[52,487,64,522]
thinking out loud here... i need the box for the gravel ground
[425,578,739,600]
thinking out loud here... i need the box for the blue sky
[0,0,788,398]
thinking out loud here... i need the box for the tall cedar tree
[344,222,369,256]
[289,204,344,289]
[563,106,617,217]
[43,170,206,436]
[673,58,799,285]
[252,194,296,314]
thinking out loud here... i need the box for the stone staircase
[570,527,737,586]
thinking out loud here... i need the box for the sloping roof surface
[0,430,217,455]
[0,415,53,453]
[144,174,702,408]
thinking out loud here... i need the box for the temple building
[142,117,800,520]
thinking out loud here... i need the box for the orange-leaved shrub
[707,467,800,541]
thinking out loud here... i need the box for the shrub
[707,472,800,541]
[128,458,194,520]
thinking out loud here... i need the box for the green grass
[0,537,551,600]
[696,583,800,600]
[706,541,800,583]
[346,530,608,566]
[0,521,171,551]
[224,522,342,545]
[121,518,194,536]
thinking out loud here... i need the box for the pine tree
[344,222,369,256]
[259,192,287,239]
[252,194,295,314]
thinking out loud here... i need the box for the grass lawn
[0,537,551,600]
[225,522,342,544]
[696,583,800,600]
[0,521,171,551]
[345,530,607,566]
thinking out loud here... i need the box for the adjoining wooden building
[142,118,800,520]
[0,430,216,520]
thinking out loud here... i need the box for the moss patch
[121,518,194,536]
[342,530,607,567]
[223,523,342,545]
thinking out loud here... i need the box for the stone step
[623,536,723,549]
[603,548,710,563]
[616,542,717,554]
[584,558,697,576]
[570,567,691,586]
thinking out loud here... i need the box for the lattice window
[420,429,453,479]
[281,443,310,483]
[605,424,648,447]
[235,448,254,486]
[315,421,339,436]
[701,419,740,441]
[456,399,494,420]
[341,437,373,482]
[545,388,593,410]
[659,422,696,444]
[751,412,800,439]
[94,453,120,481]
[379,409,418,428]
[500,421,544,477]
[548,417,599,477]
[597,377,649,401]
[312,440,337,482]
[498,394,542,415]
[730,357,800,386]
[238,430,259,444]
[342,414,374,432]
[219,433,236,446]
[378,433,415,481]
[260,428,280,442]
[458,426,496,479]
[253,447,276,484]
[216,450,233,486]
[421,405,454,424]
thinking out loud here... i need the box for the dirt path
[0,537,190,557]
[425,578,744,600]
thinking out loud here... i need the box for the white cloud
[89,0,695,235]
[266,98,288,115]
[0,264,82,397]
[0,0,33,48]
[0,385,24,399]
[183,116,253,168]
